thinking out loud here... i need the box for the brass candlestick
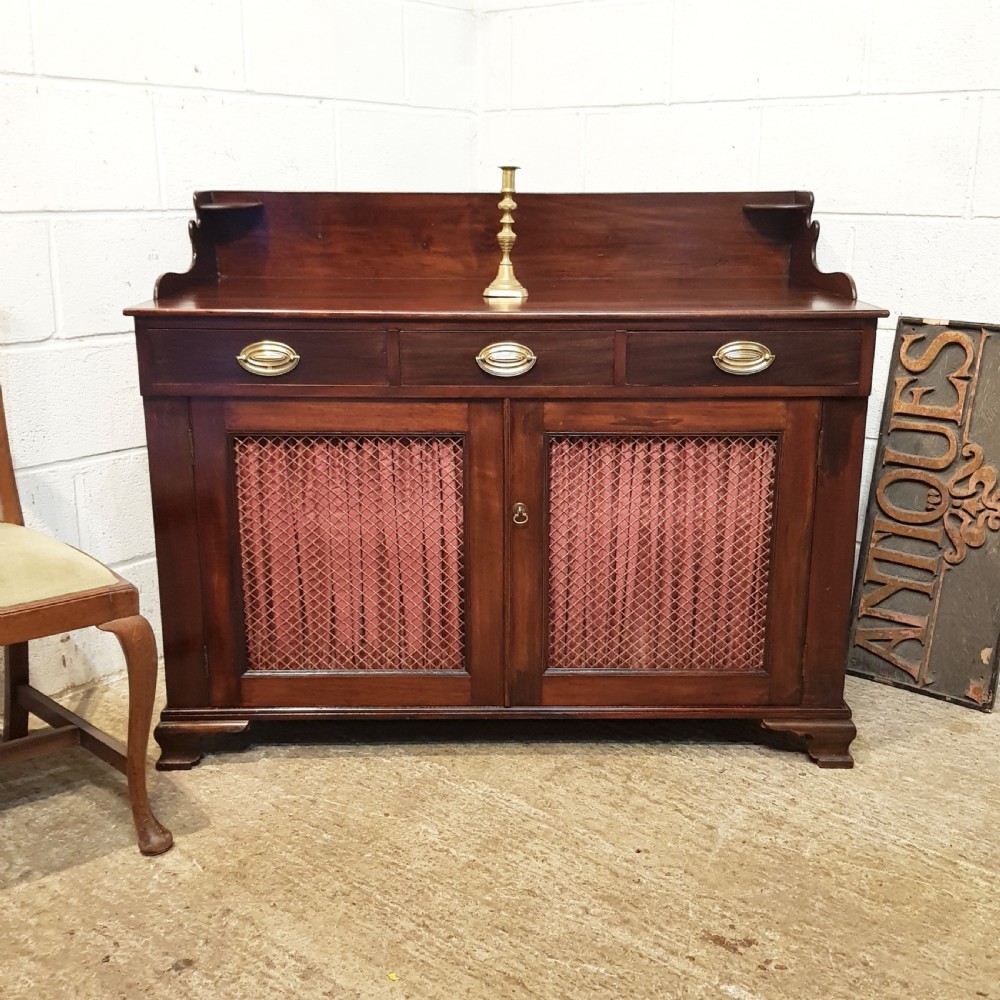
[483,165,528,300]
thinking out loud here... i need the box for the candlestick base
[484,263,528,299]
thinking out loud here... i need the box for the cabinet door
[191,399,504,708]
[508,401,820,708]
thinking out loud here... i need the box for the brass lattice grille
[547,435,778,671]
[233,435,465,672]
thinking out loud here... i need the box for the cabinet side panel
[764,401,820,704]
[192,400,242,705]
[143,396,207,706]
[803,396,869,706]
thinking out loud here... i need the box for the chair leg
[98,616,173,856]
[3,642,30,741]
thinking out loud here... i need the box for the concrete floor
[1,674,998,1000]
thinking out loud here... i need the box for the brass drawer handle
[713,340,775,375]
[512,502,529,526]
[237,340,301,377]
[476,341,537,377]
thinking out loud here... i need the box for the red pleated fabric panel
[547,435,777,671]
[233,435,465,671]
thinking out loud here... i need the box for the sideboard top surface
[127,190,887,322]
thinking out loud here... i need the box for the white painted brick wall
[479,0,1000,615]
[0,0,479,693]
[479,110,586,189]
[31,0,246,89]
[337,107,476,189]
[1,0,998,695]
[154,93,337,208]
[0,219,55,342]
[405,4,478,108]
[583,104,760,191]
[0,0,33,74]
[672,0,869,102]
[0,79,160,212]
[50,215,193,335]
[757,96,980,216]
[508,2,671,109]
[242,0,406,102]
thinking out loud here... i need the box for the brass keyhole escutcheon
[512,502,529,526]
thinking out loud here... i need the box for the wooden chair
[0,384,172,855]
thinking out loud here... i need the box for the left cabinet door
[190,399,505,708]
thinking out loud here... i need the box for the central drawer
[399,330,615,386]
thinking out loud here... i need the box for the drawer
[625,329,864,388]
[140,328,387,389]
[399,331,614,386]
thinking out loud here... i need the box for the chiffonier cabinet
[127,191,886,769]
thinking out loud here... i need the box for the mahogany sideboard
[127,190,887,769]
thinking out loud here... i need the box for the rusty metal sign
[848,317,1000,710]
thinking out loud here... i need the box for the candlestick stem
[484,165,528,300]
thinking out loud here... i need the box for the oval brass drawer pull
[236,340,301,377]
[712,340,775,375]
[475,341,537,378]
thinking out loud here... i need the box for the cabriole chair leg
[98,616,174,856]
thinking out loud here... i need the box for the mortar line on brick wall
[325,101,339,188]
[150,96,169,211]
[507,100,678,114]
[109,554,159,575]
[333,104,343,188]
[492,91,1000,117]
[815,210,994,223]
[47,216,64,338]
[670,90,1000,109]
[472,10,484,171]
[752,105,763,188]
[238,0,250,91]
[4,72,996,107]
[410,0,476,8]
[23,0,39,75]
[318,98,479,117]
[0,209,195,221]
[666,0,677,105]
[860,0,875,95]
[481,90,1000,115]
[505,12,514,114]
[0,70,484,115]
[15,446,151,480]
[966,96,986,221]
[477,0,580,10]
[401,3,412,106]
[0,332,136,357]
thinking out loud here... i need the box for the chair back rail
[0,385,24,526]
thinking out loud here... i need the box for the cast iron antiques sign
[848,317,1000,710]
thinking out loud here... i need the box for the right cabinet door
[507,400,821,708]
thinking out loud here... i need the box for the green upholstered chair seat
[0,522,121,610]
